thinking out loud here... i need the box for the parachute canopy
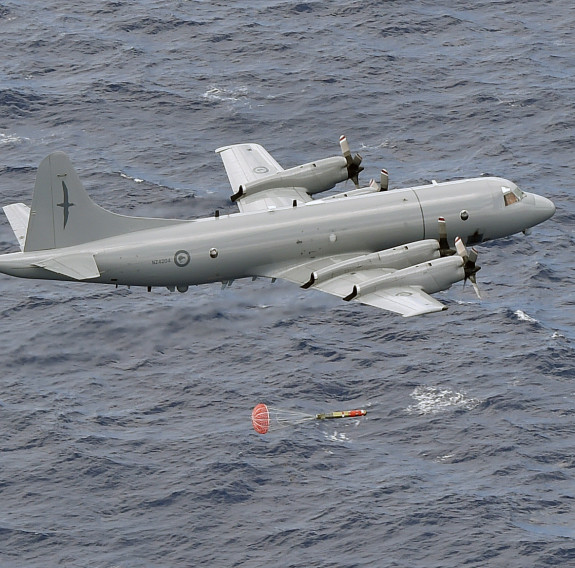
[251,403,270,434]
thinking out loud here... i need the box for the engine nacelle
[231,156,348,202]
[345,256,465,300]
[302,240,441,288]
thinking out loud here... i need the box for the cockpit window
[502,185,525,206]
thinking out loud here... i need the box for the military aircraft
[0,136,555,317]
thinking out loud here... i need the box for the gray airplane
[0,136,555,317]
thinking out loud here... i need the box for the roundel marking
[253,166,269,174]
[174,250,191,267]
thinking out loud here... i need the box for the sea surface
[0,1,574,566]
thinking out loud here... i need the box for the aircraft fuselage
[0,176,555,288]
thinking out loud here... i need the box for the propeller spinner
[339,135,364,188]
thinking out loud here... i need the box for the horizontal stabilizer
[2,203,30,251]
[33,253,100,280]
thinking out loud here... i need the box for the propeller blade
[468,247,478,265]
[339,135,351,160]
[380,169,389,191]
[454,236,468,261]
[438,217,451,255]
[470,274,481,299]
[369,178,380,191]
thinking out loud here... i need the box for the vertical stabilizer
[24,152,182,252]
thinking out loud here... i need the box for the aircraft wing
[345,285,446,317]
[216,143,313,213]
[259,251,450,318]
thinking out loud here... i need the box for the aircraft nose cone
[534,194,556,222]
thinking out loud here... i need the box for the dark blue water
[0,2,574,566]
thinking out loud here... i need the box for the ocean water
[0,1,574,566]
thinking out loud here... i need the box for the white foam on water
[203,85,250,105]
[324,430,350,443]
[514,309,538,323]
[406,385,481,415]
[120,172,144,183]
[0,133,28,145]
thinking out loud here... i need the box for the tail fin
[24,152,182,252]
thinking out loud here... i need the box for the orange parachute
[251,403,270,434]
[251,403,366,434]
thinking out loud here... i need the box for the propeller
[455,236,481,298]
[437,217,481,298]
[339,135,364,188]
